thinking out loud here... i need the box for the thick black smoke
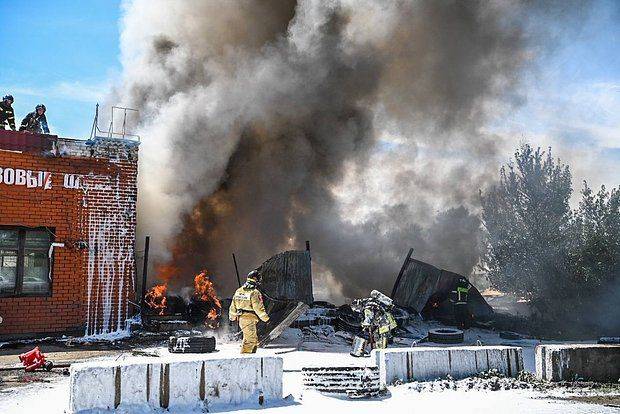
[116,0,588,300]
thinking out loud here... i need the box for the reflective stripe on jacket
[0,102,16,130]
[20,111,49,134]
[229,286,269,322]
[451,286,470,305]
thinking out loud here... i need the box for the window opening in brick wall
[0,227,53,297]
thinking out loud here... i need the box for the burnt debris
[391,250,493,324]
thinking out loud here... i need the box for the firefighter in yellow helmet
[229,270,270,353]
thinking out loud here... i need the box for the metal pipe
[391,248,414,299]
[232,253,241,287]
[140,236,150,312]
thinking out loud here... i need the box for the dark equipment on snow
[350,335,369,357]
[168,336,216,353]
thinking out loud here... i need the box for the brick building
[0,130,139,339]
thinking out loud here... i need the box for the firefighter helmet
[3,95,13,103]
[36,104,46,112]
[370,289,393,307]
[246,270,259,284]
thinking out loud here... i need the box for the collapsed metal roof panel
[258,249,314,304]
[255,249,314,344]
[391,250,493,320]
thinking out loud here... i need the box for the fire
[194,270,221,322]
[154,262,180,284]
[207,308,219,320]
[145,283,168,315]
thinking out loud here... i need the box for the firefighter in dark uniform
[0,95,16,131]
[228,270,270,354]
[20,104,50,134]
[450,277,472,329]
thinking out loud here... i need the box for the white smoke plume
[114,0,590,301]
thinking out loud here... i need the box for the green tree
[571,183,620,333]
[480,144,573,324]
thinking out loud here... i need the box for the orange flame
[194,270,221,322]
[207,308,219,320]
[154,262,180,284]
[145,283,168,315]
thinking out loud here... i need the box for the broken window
[0,227,53,297]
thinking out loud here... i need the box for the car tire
[168,336,216,353]
[428,328,464,344]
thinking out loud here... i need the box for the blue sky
[0,0,618,165]
[0,0,121,138]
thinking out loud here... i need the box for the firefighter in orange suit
[229,270,270,353]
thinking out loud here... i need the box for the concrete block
[536,344,620,382]
[69,355,283,413]
[409,349,451,381]
[120,364,148,405]
[375,346,523,385]
[69,364,115,411]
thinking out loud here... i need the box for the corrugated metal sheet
[258,250,313,304]
[254,249,313,343]
[392,255,493,320]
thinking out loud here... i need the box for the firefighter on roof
[20,104,50,134]
[229,270,270,354]
[0,95,16,131]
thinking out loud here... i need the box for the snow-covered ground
[2,370,617,414]
[0,323,617,413]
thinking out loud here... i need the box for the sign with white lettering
[0,167,83,190]
[0,167,52,189]
[63,174,82,189]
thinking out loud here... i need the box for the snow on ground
[1,371,617,414]
[0,323,615,413]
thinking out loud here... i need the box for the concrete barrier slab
[375,346,523,385]
[120,364,147,405]
[69,364,116,411]
[409,349,451,381]
[69,355,283,413]
[536,344,620,382]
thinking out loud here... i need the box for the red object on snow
[18,346,52,372]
